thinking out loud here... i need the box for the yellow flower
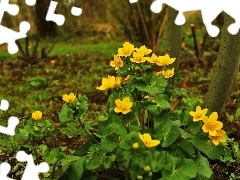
[117,42,135,57]
[148,53,160,64]
[155,71,162,76]
[110,55,123,70]
[114,97,133,114]
[156,54,175,66]
[96,76,121,90]
[32,111,42,121]
[202,112,223,136]
[136,45,152,55]
[50,60,56,64]
[209,129,226,146]
[139,133,160,148]
[189,106,208,122]
[161,68,175,78]
[130,52,149,63]
[62,93,76,103]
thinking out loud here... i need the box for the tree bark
[203,12,240,114]
[166,7,183,69]
[35,0,57,37]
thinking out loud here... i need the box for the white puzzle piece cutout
[0,0,31,54]
[46,0,65,26]
[0,99,9,111]
[130,0,240,37]
[0,162,15,180]
[25,0,36,6]
[0,100,19,136]
[71,6,82,16]
[16,151,50,180]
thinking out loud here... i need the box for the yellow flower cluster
[189,106,226,146]
[109,42,176,78]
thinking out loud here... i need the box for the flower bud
[144,166,151,172]
[132,142,140,149]
[135,66,140,70]
[137,175,143,180]
[144,95,150,99]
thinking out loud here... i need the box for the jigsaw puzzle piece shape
[25,0,36,6]
[0,162,15,180]
[0,116,19,136]
[0,0,19,22]
[16,151,49,180]
[0,99,9,111]
[46,1,65,26]
[0,21,30,54]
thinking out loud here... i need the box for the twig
[191,24,199,60]
[156,7,168,51]
[136,1,151,48]
[25,37,30,60]
[170,79,189,111]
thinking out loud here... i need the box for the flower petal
[215,121,223,130]
[209,112,218,121]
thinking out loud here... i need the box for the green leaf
[67,157,86,180]
[191,135,224,159]
[179,140,195,155]
[102,155,116,169]
[236,108,240,118]
[44,148,60,164]
[155,122,180,147]
[58,104,73,123]
[195,153,213,178]
[95,122,119,138]
[189,121,202,135]
[150,151,167,172]
[131,76,167,94]
[101,134,119,152]
[74,139,94,156]
[162,155,198,180]
[155,94,171,110]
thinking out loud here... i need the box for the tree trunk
[35,0,57,37]
[203,12,240,114]
[166,7,183,69]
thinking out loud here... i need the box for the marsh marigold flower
[114,97,133,114]
[209,129,226,146]
[202,112,223,136]
[97,75,121,90]
[110,55,123,70]
[189,106,208,122]
[156,54,175,66]
[117,42,135,57]
[161,68,175,78]
[32,111,42,121]
[139,132,160,148]
[62,93,76,103]
[148,53,160,64]
[136,45,152,55]
[130,52,149,63]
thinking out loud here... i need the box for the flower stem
[121,115,130,133]
[77,117,99,144]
